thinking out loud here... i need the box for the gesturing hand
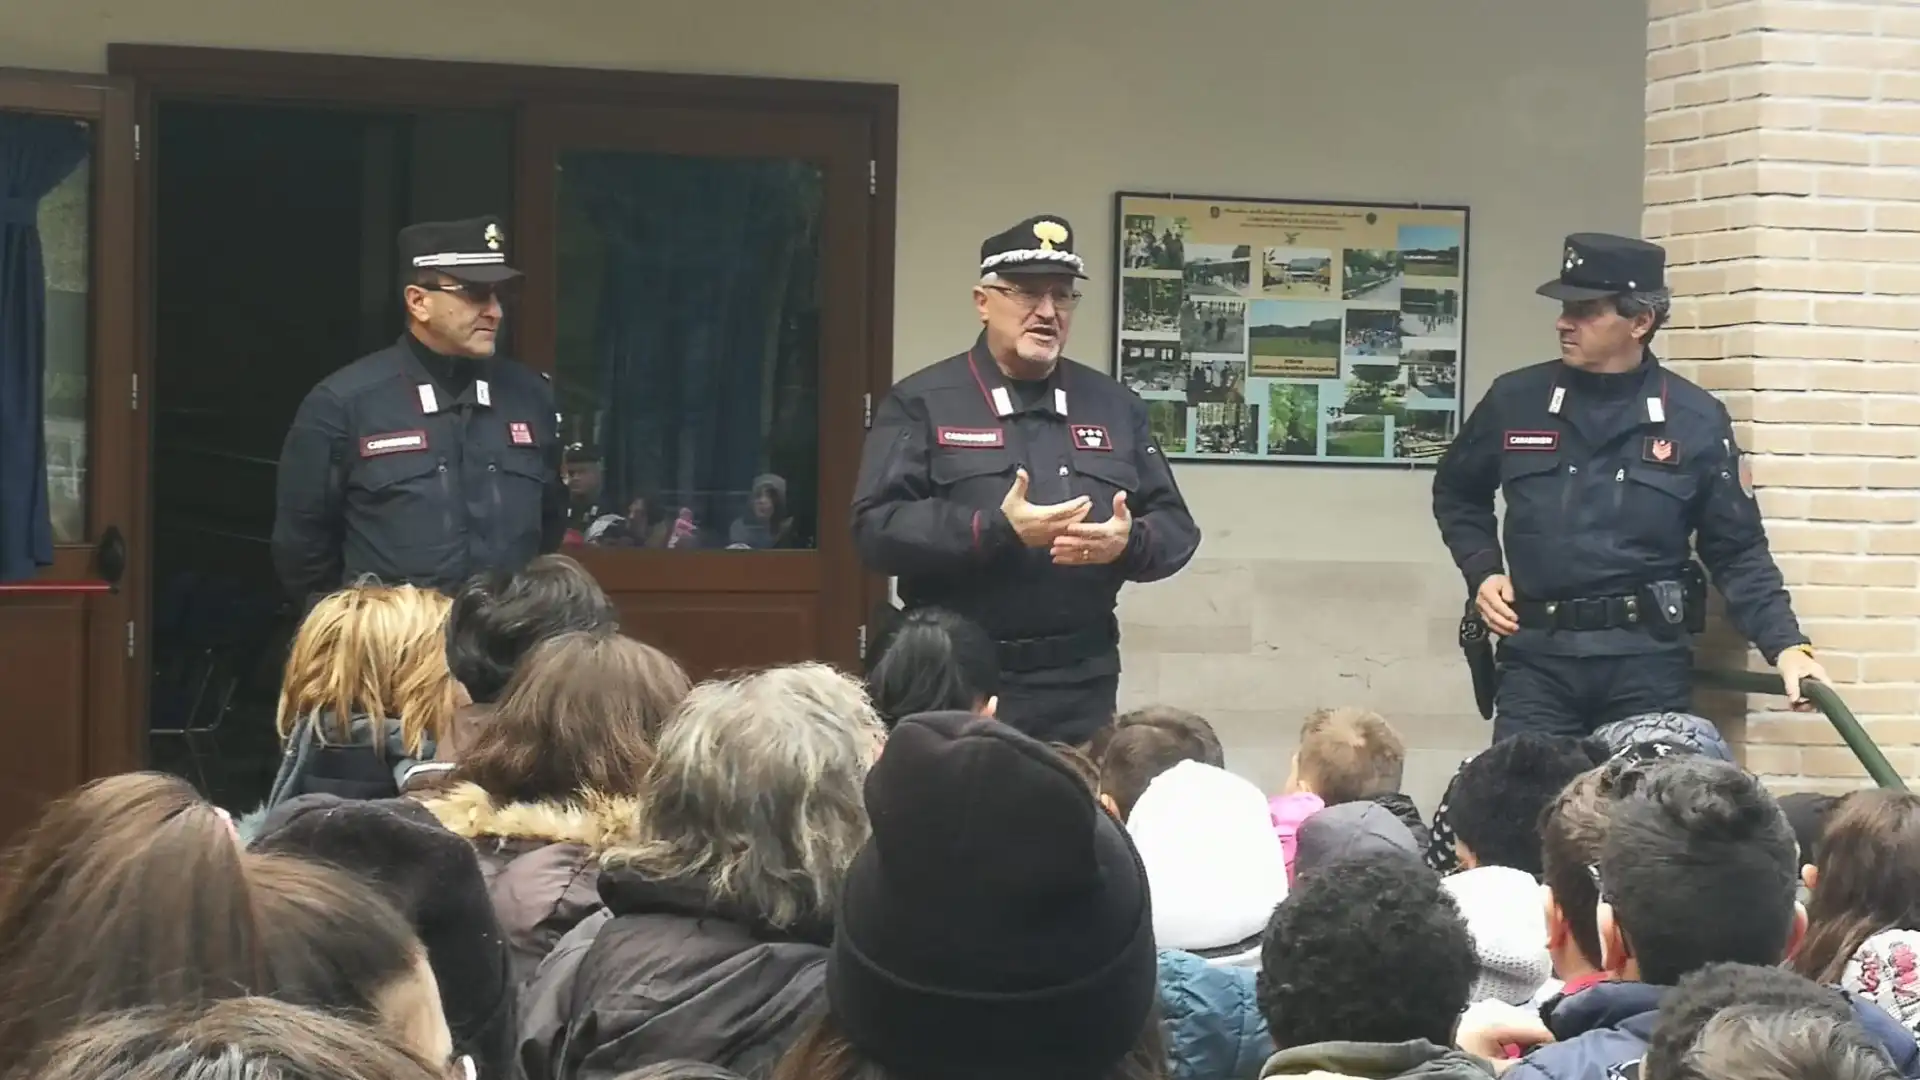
[1051,492,1132,567]
[1001,468,1092,548]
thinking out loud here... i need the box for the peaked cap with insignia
[1537,232,1665,301]
[980,214,1087,279]
[399,215,523,284]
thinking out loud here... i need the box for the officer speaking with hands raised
[852,215,1200,744]
[1433,233,1828,740]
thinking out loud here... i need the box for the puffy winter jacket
[1160,949,1271,1080]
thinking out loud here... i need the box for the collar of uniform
[1546,348,1667,426]
[965,332,1069,418]
[399,333,495,413]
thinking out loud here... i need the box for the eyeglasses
[415,281,515,306]
[984,283,1082,312]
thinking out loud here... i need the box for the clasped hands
[1000,468,1130,566]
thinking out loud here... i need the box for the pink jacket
[1269,791,1326,883]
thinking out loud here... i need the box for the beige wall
[4,0,1650,808]
[1646,0,1920,794]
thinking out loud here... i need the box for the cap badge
[485,223,504,251]
[1033,220,1069,251]
[1564,248,1584,272]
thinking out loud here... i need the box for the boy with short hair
[1256,853,1492,1080]
[1537,767,1613,1001]
[1098,705,1226,821]
[1474,757,1920,1080]
[1644,962,1859,1080]
[1272,707,1409,877]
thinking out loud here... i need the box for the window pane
[553,151,822,552]
[36,136,91,545]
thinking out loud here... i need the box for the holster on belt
[1458,599,1498,721]
[1642,579,1688,642]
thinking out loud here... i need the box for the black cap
[980,214,1088,279]
[399,215,522,284]
[1536,232,1666,301]
[829,712,1156,1080]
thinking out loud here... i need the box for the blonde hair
[1296,706,1405,804]
[604,663,884,930]
[276,583,455,756]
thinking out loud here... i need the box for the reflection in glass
[553,151,822,552]
[13,116,92,547]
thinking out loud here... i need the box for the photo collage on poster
[1113,194,1468,465]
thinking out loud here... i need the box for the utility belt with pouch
[1513,561,1709,642]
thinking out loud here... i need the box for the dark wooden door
[0,72,141,841]
[517,103,878,677]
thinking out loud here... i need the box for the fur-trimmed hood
[422,781,640,851]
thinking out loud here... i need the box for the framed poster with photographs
[1112,193,1468,466]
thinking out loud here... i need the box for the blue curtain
[571,153,821,541]
[0,114,90,581]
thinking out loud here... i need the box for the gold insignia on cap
[485,223,505,251]
[1564,247,1584,272]
[1033,220,1069,251]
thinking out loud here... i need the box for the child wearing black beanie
[780,711,1165,1080]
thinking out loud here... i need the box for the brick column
[1646,0,1920,791]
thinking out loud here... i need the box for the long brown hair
[247,854,424,1028]
[0,773,265,1070]
[277,583,455,755]
[772,1007,1169,1080]
[17,998,443,1080]
[1793,790,1920,984]
[454,631,689,804]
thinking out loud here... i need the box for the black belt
[998,617,1119,673]
[1514,594,1650,632]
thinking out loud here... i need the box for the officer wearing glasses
[273,217,566,606]
[852,214,1201,745]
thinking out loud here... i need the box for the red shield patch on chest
[1071,424,1113,451]
[1643,437,1679,466]
[937,426,1005,448]
[509,422,534,446]
[360,430,428,458]
[1503,430,1558,452]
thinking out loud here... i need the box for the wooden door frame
[0,68,142,779]
[108,45,899,688]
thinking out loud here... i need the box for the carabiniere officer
[272,217,566,606]
[852,215,1201,745]
[1433,232,1828,740]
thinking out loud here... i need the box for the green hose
[1691,669,1908,791]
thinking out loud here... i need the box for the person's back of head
[1126,760,1288,962]
[1600,757,1801,986]
[1646,962,1890,1080]
[278,582,455,755]
[1257,852,1475,1049]
[616,1062,749,1080]
[1291,801,1423,881]
[1671,1008,1899,1080]
[0,772,264,1072]
[1540,766,1613,977]
[864,607,999,728]
[613,662,884,933]
[451,630,689,805]
[1794,790,1920,987]
[1293,707,1404,806]
[15,998,445,1080]
[248,853,453,1066]
[1646,962,1854,1079]
[445,554,618,706]
[1099,706,1224,821]
[1446,732,1605,876]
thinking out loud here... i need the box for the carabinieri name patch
[1503,430,1559,452]
[361,430,429,457]
[937,427,1005,448]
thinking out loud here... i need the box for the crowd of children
[0,555,1916,1080]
